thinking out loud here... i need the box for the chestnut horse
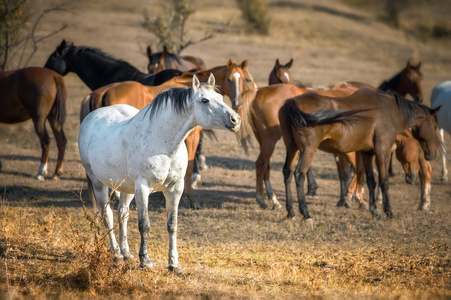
[0,67,67,180]
[279,88,440,222]
[147,46,206,74]
[80,60,252,209]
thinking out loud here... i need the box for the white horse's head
[192,74,241,132]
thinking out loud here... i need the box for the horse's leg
[282,144,299,219]
[163,181,183,273]
[306,166,318,197]
[335,154,353,208]
[184,129,201,209]
[90,176,122,262]
[375,148,393,218]
[260,139,280,209]
[361,152,379,218]
[439,129,448,182]
[48,114,67,180]
[294,149,315,223]
[192,130,204,189]
[32,117,50,180]
[135,178,153,269]
[354,151,367,209]
[118,193,135,260]
[255,139,277,209]
[388,150,396,177]
[418,156,432,211]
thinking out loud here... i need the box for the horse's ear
[207,73,215,87]
[146,46,152,58]
[227,59,233,68]
[240,60,248,69]
[57,40,66,53]
[275,59,280,68]
[192,75,200,91]
[163,46,168,56]
[416,62,422,70]
[406,61,411,69]
[287,58,293,69]
[432,105,441,115]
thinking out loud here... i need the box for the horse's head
[223,59,250,109]
[400,61,423,103]
[395,130,421,184]
[44,39,72,75]
[411,106,441,161]
[269,58,293,85]
[192,74,241,132]
[147,46,165,74]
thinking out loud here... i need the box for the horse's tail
[79,95,92,123]
[235,87,258,154]
[86,175,100,217]
[281,98,372,132]
[54,75,67,126]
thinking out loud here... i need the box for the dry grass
[1,0,451,298]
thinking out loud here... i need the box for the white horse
[430,81,451,182]
[78,74,241,272]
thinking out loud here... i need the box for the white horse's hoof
[168,265,182,274]
[304,218,314,228]
[35,174,45,181]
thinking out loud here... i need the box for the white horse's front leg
[163,181,184,273]
[135,178,153,269]
[118,193,135,260]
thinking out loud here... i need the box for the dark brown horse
[378,61,423,103]
[235,82,362,209]
[279,88,440,222]
[0,67,67,180]
[147,46,206,74]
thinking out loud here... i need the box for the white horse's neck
[133,103,196,157]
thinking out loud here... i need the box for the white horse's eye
[202,98,210,103]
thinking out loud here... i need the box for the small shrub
[236,0,271,35]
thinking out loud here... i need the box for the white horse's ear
[208,73,215,87]
[192,75,200,91]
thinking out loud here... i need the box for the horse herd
[0,39,449,272]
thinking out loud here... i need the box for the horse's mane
[67,45,141,73]
[392,92,432,122]
[235,88,258,154]
[144,86,193,119]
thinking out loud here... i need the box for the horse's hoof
[272,203,282,210]
[114,255,124,265]
[139,257,153,269]
[257,201,268,209]
[123,252,135,261]
[35,174,45,181]
[304,218,314,228]
[372,211,382,220]
[359,202,369,210]
[191,173,202,190]
[191,203,201,210]
[306,193,319,199]
[286,211,295,220]
[52,175,60,181]
[168,265,183,274]
[336,199,345,207]
[344,196,352,208]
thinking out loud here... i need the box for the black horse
[44,40,182,91]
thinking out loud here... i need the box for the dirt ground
[1,0,450,298]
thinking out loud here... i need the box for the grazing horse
[44,40,182,90]
[279,88,440,222]
[0,67,67,180]
[78,75,241,272]
[430,81,451,182]
[147,45,206,74]
[269,59,293,85]
[80,60,251,209]
[235,82,363,209]
[378,61,423,103]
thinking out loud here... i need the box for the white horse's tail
[86,175,100,217]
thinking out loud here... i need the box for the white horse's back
[431,81,451,132]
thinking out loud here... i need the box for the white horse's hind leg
[118,193,135,260]
[91,177,122,262]
[439,129,448,182]
[164,182,183,273]
[135,178,153,269]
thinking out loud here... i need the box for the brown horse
[279,88,440,222]
[236,82,363,209]
[269,59,293,85]
[0,67,67,180]
[378,61,423,103]
[395,129,432,210]
[147,46,206,74]
[81,61,253,209]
